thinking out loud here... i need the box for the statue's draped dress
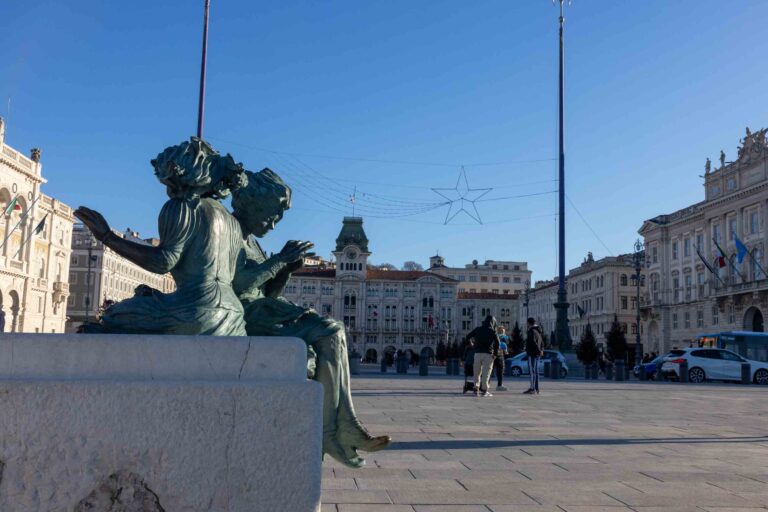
[100,198,246,336]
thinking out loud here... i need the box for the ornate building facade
[522,252,645,347]
[0,118,75,333]
[282,217,520,363]
[428,256,532,295]
[640,127,768,353]
[66,225,176,332]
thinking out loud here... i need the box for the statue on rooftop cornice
[705,157,711,174]
[737,127,767,164]
[720,150,726,169]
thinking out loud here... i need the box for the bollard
[741,362,751,385]
[543,360,551,378]
[452,358,461,376]
[504,358,512,377]
[615,361,625,382]
[349,352,361,375]
[584,364,591,380]
[591,362,599,380]
[606,364,613,380]
[625,364,631,381]
[679,360,688,383]
[380,357,387,373]
[639,364,647,381]
[419,357,429,376]
[551,359,561,380]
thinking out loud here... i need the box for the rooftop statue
[231,169,390,468]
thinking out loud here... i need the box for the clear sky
[2,1,767,284]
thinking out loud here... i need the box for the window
[491,276,499,283]
[684,238,691,257]
[513,277,521,283]
[620,274,628,286]
[697,309,704,328]
[672,313,678,329]
[685,275,692,300]
[728,304,735,324]
[69,272,77,284]
[673,277,680,302]
[480,276,488,282]
[621,296,628,310]
[672,242,678,260]
[729,218,737,241]
[727,177,736,191]
[468,276,477,282]
[713,224,721,243]
[750,211,759,234]
[652,246,658,263]
[684,311,691,329]
[712,306,719,325]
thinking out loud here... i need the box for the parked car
[660,348,768,384]
[506,350,569,378]
[633,353,670,380]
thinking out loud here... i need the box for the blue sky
[2,1,767,283]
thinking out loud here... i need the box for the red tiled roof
[366,270,456,282]
[458,292,520,300]
[291,268,457,282]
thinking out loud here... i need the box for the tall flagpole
[197,0,211,139]
[554,0,572,350]
[0,195,42,252]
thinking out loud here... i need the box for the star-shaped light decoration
[431,166,493,224]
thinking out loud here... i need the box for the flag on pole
[696,244,720,278]
[714,238,743,280]
[33,214,47,235]
[576,304,586,318]
[734,236,749,264]
[3,196,19,217]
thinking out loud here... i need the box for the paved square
[322,371,768,512]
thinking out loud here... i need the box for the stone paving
[321,370,768,512]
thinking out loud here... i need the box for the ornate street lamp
[634,238,645,369]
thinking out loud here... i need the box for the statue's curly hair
[231,168,292,216]
[152,138,248,199]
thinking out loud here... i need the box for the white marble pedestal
[0,334,322,512]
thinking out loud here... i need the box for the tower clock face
[346,249,358,260]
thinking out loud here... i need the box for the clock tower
[333,216,370,277]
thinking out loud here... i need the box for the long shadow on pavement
[389,436,768,450]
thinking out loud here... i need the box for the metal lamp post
[553,0,572,350]
[84,236,98,324]
[634,239,644,369]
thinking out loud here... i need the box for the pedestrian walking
[495,326,509,391]
[523,317,543,395]
[467,315,500,397]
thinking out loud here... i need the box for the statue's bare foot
[324,437,365,469]
[338,422,391,453]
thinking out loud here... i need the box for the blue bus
[714,331,768,363]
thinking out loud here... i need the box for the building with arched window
[0,117,75,333]
[281,216,521,362]
[640,127,768,352]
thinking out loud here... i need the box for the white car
[660,348,768,384]
[506,350,569,378]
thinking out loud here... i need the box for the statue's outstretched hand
[277,240,314,264]
[74,206,111,241]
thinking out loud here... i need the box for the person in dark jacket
[524,317,544,394]
[466,315,500,397]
